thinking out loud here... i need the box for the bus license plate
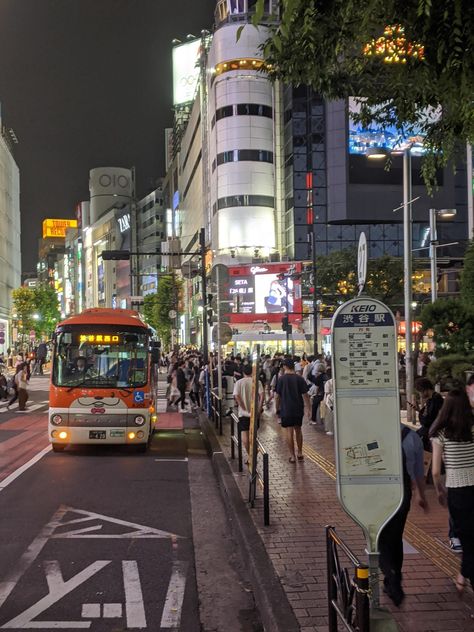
[89,430,106,440]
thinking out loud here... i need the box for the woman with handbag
[430,388,474,596]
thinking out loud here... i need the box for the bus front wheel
[52,443,66,452]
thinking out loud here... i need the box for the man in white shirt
[233,364,264,455]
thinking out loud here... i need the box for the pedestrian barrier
[230,411,243,472]
[210,391,223,435]
[230,412,270,526]
[326,526,370,632]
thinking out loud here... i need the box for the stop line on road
[0,505,189,630]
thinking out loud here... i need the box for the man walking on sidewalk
[275,359,311,463]
[233,364,264,457]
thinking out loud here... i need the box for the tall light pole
[428,208,457,303]
[403,148,414,422]
[367,146,414,420]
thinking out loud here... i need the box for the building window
[216,149,274,165]
[214,58,267,76]
[216,105,233,121]
[217,195,274,210]
[236,103,272,118]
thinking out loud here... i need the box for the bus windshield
[53,328,149,388]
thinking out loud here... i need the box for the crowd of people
[163,346,474,609]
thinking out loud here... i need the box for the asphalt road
[0,378,262,632]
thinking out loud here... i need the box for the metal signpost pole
[311,228,318,355]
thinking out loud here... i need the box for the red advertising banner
[227,262,302,324]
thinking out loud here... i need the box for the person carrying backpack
[378,424,428,606]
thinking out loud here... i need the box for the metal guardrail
[210,391,223,435]
[326,526,370,632]
[230,412,270,526]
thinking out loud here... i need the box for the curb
[199,413,300,632]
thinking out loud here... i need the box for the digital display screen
[78,334,121,344]
[348,97,436,157]
[227,263,302,324]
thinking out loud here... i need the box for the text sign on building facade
[331,297,403,552]
[42,218,78,239]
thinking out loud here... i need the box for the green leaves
[11,283,61,339]
[142,275,183,348]
[260,0,474,188]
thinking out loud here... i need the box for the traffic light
[207,308,214,327]
[101,250,130,261]
[282,316,289,331]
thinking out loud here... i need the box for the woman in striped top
[430,388,474,595]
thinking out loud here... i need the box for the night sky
[0,0,215,273]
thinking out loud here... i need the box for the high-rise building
[167,0,468,350]
[0,107,20,352]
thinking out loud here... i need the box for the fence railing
[326,526,370,632]
[230,412,270,526]
[210,391,223,435]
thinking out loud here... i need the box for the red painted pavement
[155,412,184,430]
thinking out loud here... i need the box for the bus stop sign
[331,296,403,553]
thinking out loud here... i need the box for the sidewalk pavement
[203,407,474,632]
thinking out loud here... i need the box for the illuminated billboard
[348,97,433,157]
[172,39,201,106]
[42,218,78,238]
[228,263,302,324]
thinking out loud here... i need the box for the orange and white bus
[48,308,160,452]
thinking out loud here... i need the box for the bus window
[53,330,149,389]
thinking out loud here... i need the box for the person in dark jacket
[414,378,444,451]
[175,361,188,410]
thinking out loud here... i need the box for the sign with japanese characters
[331,297,403,552]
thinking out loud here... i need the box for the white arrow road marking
[0,505,66,609]
[123,561,147,629]
[160,561,188,629]
[52,506,182,539]
[1,560,110,629]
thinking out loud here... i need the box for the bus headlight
[58,431,68,440]
[51,414,63,426]
[128,432,136,440]
[134,415,146,426]
[137,431,144,439]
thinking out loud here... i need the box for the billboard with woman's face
[227,262,302,324]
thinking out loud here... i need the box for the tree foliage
[143,275,183,348]
[314,248,404,307]
[254,0,474,188]
[419,298,474,356]
[11,284,60,340]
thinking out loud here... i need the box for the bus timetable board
[331,297,403,552]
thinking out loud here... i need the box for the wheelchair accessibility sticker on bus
[133,391,145,404]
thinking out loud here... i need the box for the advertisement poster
[228,263,302,324]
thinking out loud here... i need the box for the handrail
[230,411,270,526]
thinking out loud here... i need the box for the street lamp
[366,145,415,420]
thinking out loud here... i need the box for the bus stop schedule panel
[331,297,403,552]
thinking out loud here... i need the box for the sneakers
[450,537,463,552]
[326,431,334,436]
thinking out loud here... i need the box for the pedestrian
[16,363,29,410]
[322,368,334,435]
[175,360,188,410]
[233,364,264,457]
[379,424,428,606]
[430,388,474,596]
[275,358,311,463]
[414,378,444,451]
[7,363,25,410]
[189,364,201,409]
[309,363,328,425]
[0,369,7,400]
[36,341,48,375]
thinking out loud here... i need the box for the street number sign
[331,296,403,552]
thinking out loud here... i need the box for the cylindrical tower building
[207,0,279,262]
